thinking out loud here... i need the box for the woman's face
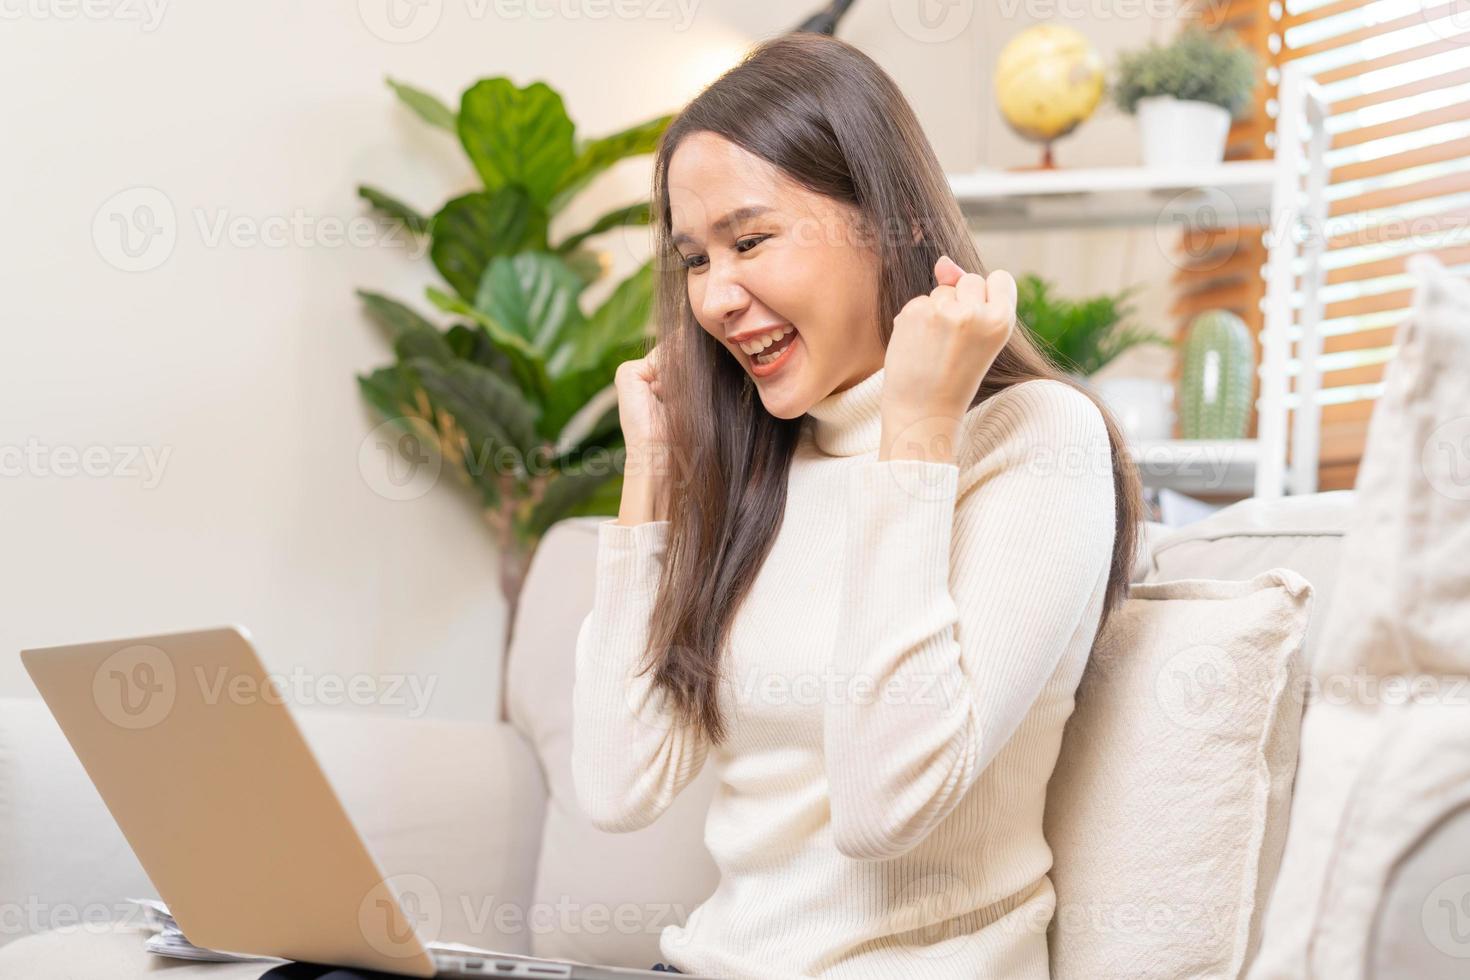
[667,132,887,419]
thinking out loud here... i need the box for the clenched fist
[880,255,1016,464]
[614,342,670,453]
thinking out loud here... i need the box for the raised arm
[824,380,1116,861]
[571,517,709,833]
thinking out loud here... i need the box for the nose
[696,257,750,331]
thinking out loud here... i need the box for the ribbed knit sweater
[571,365,1117,980]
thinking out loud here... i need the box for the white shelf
[1128,439,1260,495]
[947,160,1276,231]
[945,64,1331,499]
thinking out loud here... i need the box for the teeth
[755,334,794,364]
[738,325,794,354]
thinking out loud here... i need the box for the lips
[751,329,798,363]
[745,327,801,378]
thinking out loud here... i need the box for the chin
[752,380,810,421]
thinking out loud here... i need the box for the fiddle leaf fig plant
[355,74,671,686]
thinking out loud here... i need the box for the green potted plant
[1017,273,1176,440]
[1110,25,1258,168]
[1017,273,1169,378]
[355,75,672,699]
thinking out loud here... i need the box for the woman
[572,32,1145,980]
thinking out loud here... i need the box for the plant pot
[1134,95,1231,168]
[1091,377,1175,442]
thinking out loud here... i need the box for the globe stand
[1007,141,1059,172]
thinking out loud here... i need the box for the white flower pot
[1091,377,1175,441]
[1135,95,1231,168]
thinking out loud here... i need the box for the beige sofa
[3,481,1464,978]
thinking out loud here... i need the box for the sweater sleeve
[571,517,710,833]
[824,380,1117,861]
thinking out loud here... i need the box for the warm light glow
[670,33,755,107]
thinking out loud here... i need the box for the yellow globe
[995,25,1105,150]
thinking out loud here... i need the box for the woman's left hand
[879,255,1016,464]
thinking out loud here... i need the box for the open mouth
[739,325,800,378]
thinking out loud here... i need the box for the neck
[804,366,886,457]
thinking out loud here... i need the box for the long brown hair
[636,32,1145,745]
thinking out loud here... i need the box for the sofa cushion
[1371,801,1470,976]
[505,518,720,968]
[1145,489,1355,673]
[1134,520,1169,582]
[1045,568,1314,980]
[1245,254,1470,979]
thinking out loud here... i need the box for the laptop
[21,626,715,979]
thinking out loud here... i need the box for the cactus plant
[1178,309,1254,438]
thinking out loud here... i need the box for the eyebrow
[671,205,774,249]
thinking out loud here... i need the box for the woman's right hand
[614,343,670,453]
[613,345,673,525]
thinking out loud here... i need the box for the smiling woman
[571,30,1147,980]
[667,133,888,408]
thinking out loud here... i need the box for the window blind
[1175,0,1466,490]
[1279,0,1469,490]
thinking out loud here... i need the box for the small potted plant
[1111,26,1258,168]
[1017,273,1176,440]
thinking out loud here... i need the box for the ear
[910,219,923,245]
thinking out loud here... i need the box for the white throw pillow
[1245,254,1470,979]
[1045,568,1314,980]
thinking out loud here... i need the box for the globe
[995,25,1105,168]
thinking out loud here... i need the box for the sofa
[0,475,1464,977]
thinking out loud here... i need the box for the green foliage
[1111,26,1259,115]
[1016,273,1172,377]
[355,74,673,553]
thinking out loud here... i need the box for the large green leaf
[558,474,623,520]
[458,79,576,211]
[540,366,616,444]
[556,201,650,255]
[357,364,425,424]
[445,322,518,376]
[553,259,655,377]
[357,366,461,498]
[547,115,672,215]
[526,466,621,537]
[357,186,430,236]
[425,287,550,401]
[386,78,457,132]
[475,252,588,357]
[428,187,546,301]
[357,290,455,363]
[406,357,541,476]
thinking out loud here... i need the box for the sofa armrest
[1370,802,1470,978]
[0,697,547,952]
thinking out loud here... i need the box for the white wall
[0,0,1183,715]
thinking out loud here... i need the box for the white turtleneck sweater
[571,365,1117,980]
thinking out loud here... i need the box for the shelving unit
[948,62,1331,499]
